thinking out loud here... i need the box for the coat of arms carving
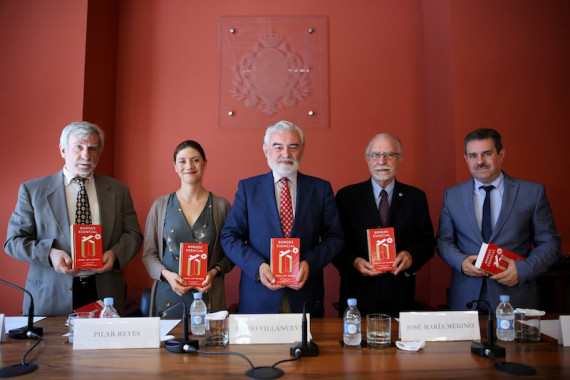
[231,32,311,115]
[218,17,328,128]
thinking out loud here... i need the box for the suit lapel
[358,179,391,228]
[291,173,312,237]
[259,172,283,236]
[46,172,72,250]
[460,179,483,241]
[390,181,405,225]
[363,181,381,227]
[94,174,115,249]
[492,174,518,240]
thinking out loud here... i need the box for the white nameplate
[560,316,570,346]
[399,311,480,342]
[0,314,5,342]
[229,313,311,344]
[73,317,160,350]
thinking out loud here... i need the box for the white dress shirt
[473,173,504,233]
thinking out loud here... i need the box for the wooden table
[1,317,568,379]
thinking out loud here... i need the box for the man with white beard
[221,120,344,317]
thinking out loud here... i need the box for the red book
[179,243,209,287]
[475,243,525,275]
[70,224,103,269]
[270,238,300,285]
[367,227,396,272]
[74,300,104,318]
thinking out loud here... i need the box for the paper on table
[539,319,559,340]
[205,310,228,320]
[5,316,46,334]
[396,340,425,351]
[514,308,545,317]
[160,319,181,341]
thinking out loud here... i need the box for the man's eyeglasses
[366,152,401,160]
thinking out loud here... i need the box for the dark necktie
[481,185,494,243]
[74,177,92,225]
[379,189,389,228]
[280,177,293,237]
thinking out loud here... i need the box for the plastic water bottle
[343,298,361,347]
[496,294,515,341]
[100,297,120,318]
[190,292,207,335]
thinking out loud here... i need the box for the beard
[72,162,96,177]
[371,165,395,183]
[267,157,300,177]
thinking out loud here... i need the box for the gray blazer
[4,171,143,316]
[437,173,561,310]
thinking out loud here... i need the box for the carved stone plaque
[218,17,328,128]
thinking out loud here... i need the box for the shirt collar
[272,171,297,186]
[371,177,395,200]
[473,172,504,193]
[63,166,94,186]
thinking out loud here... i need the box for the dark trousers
[73,276,99,309]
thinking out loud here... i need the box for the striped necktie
[379,189,389,227]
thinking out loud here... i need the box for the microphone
[158,300,199,353]
[0,278,43,339]
[289,302,319,357]
[466,299,505,358]
[0,335,41,377]
[172,308,302,380]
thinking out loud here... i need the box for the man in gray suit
[437,128,560,311]
[4,121,143,316]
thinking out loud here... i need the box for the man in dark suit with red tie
[333,133,436,317]
[221,120,344,317]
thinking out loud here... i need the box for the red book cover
[74,300,104,318]
[475,243,525,275]
[367,227,396,272]
[270,238,300,285]
[70,224,103,269]
[179,243,209,287]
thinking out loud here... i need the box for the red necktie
[379,189,389,227]
[280,177,293,237]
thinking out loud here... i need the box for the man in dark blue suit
[437,128,561,311]
[221,120,344,317]
[333,133,435,317]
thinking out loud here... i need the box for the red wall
[0,0,89,311]
[1,0,569,317]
